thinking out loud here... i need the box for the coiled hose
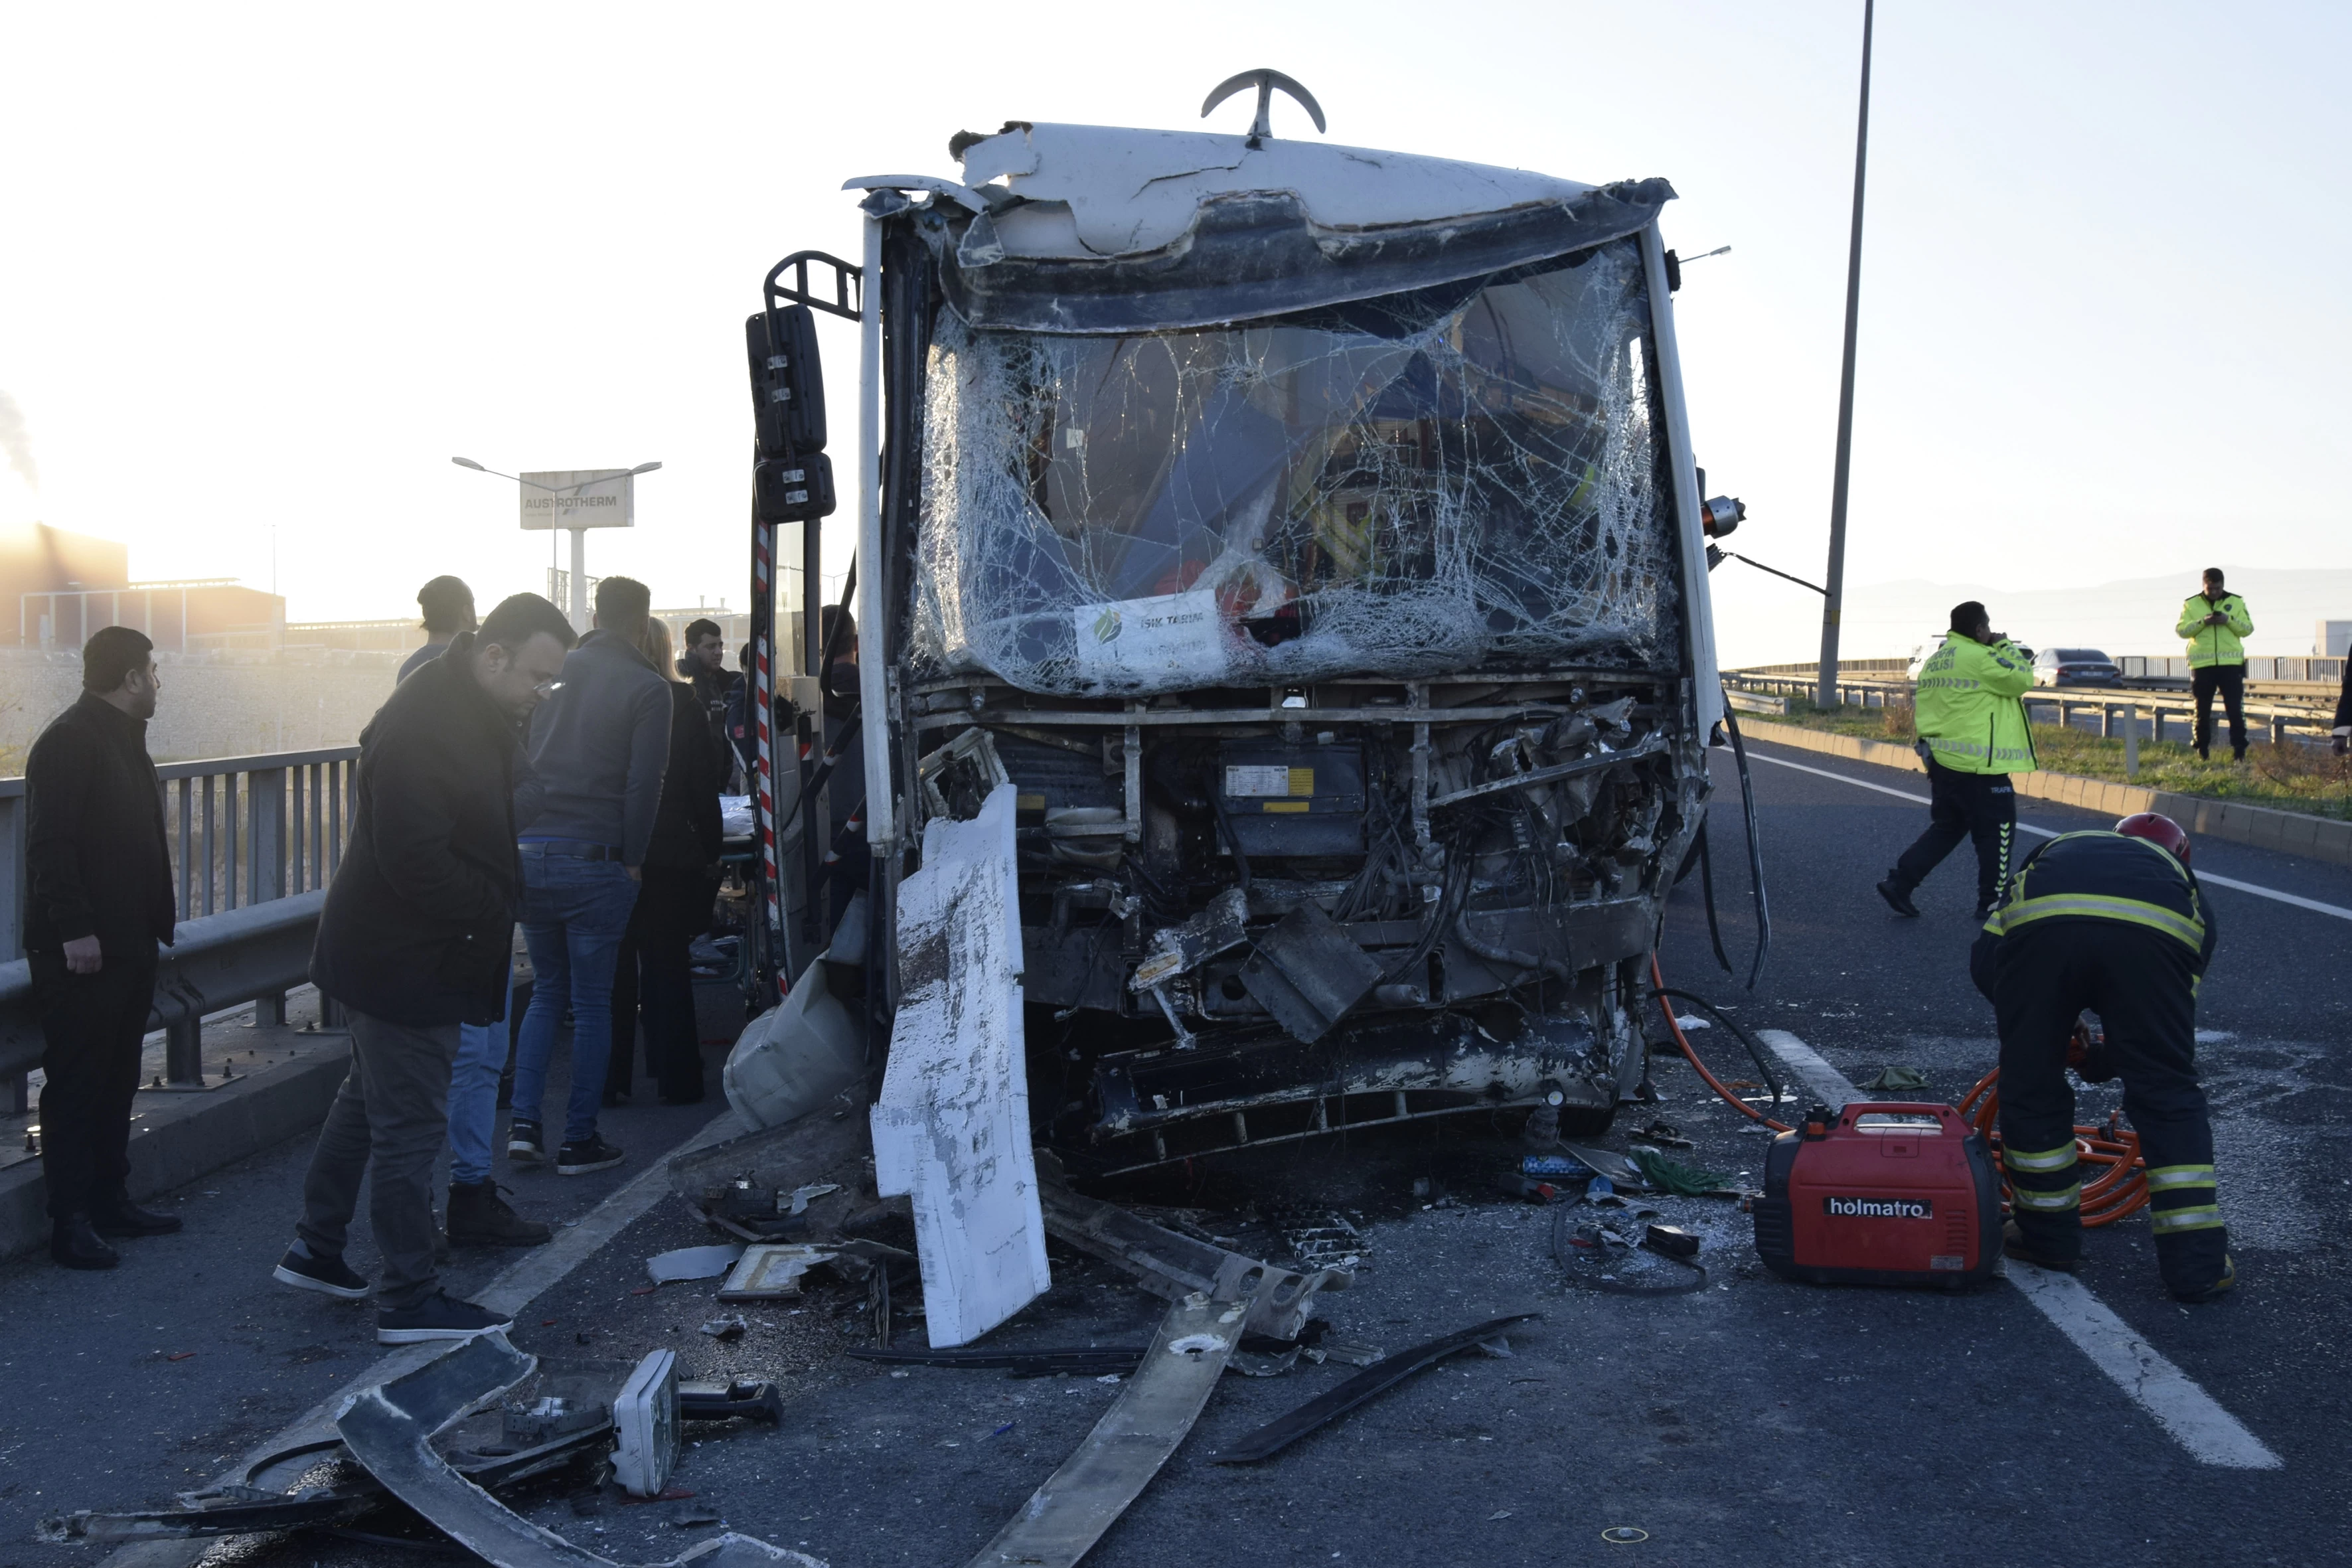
[1648,955,2150,1227]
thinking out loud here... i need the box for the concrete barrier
[1736,720,2352,870]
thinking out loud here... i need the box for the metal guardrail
[0,745,359,1103]
[1727,673,2335,745]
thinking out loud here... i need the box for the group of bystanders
[21,576,738,1346]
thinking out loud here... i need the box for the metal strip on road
[1742,751,2352,921]
[1753,1028,2279,1469]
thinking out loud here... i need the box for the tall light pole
[451,457,661,629]
[1816,0,1874,710]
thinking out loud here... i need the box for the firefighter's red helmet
[2116,812,2191,864]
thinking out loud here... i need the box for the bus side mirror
[746,305,828,458]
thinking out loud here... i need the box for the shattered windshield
[911,236,1677,695]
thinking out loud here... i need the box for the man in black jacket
[25,627,179,1270]
[274,593,575,1344]
[677,616,739,781]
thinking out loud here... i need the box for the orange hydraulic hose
[1652,955,2149,1227]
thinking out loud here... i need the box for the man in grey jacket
[506,576,670,1176]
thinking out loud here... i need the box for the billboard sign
[519,469,635,530]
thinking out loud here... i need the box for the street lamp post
[451,457,661,629]
[1816,0,1875,710]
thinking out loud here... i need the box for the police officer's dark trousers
[2191,664,2248,759]
[1990,920,2227,1293]
[1891,755,2015,908]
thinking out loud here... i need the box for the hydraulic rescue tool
[1751,1101,2002,1290]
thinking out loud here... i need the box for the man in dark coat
[677,616,739,782]
[24,627,179,1270]
[274,593,574,1344]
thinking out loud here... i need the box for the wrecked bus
[741,74,1735,1180]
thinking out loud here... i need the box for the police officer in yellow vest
[1970,813,2233,1302]
[1878,601,2036,921]
[2174,567,2254,762]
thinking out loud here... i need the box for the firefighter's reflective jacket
[1980,830,2218,976]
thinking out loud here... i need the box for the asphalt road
[7,736,2349,1568]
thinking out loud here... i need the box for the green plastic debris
[1863,1066,1928,1091]
[1630,1147,1731,1197]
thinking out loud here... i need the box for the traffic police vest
[1913,633,2036,775]
[2174,592,2252,669]
[1981,830,2217,977]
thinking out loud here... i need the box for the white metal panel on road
[871,785,1052,1348]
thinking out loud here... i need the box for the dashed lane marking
[1753,1026,2281,1468]
[1741,749,2352,922]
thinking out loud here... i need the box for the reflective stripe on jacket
[1981,830,2218,975]
[1913,633,2036,775]
[2175,592,2252,668]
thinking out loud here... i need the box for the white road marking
[1743,749,2352,921]
[2005,1267,2283,1468]
[1755,1028,1867,1109]
[1753,1024,2280,1468]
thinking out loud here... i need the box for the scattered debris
[697,1316,748,1343]
[1496,1174,1563,1204]
[1551,1210,1707,1296]
[1039,1179,1346,1343]
[1561,1143,1646,1189]
[1213,1314,1540,1465]
[646,1245,746,1285]
[848,1345,1147,1378]
[1863,1065,1928,1091]
[45,1338,802,1562]
[1639,1119,1695,1149]
[1317,1338,1385,1369]
[667,1502,723,1529]
[1522,1153,1593,1179]
[1644,1224,1701,1259]
[718,1245,836,1302]
[1276,1212,1366,1271]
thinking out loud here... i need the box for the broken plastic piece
[1212,1313,1540,1464]
[1038,1181,1345,1342]
[646,1245,746,1285]
[698,1316,749,1342]
[718,1244,837,1302]
[612,1350,682,1498]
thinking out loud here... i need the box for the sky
[2,1,2347,664]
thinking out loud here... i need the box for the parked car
[2033,647,2121,687]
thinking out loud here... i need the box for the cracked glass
[911,236,1677,696]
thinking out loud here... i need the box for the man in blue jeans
[509,576,670,1176]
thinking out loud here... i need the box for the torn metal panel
[1236,902,1382,1044]
[871,784,1052,1347]
[964,1291,1245,1568]
[1212,1312,1540,1464]
[333,1336,826,1568]
[1037,1182,1342,1343]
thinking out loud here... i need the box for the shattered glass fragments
[911,239,1676,696]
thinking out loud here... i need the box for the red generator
[1751,1102,2002,1289]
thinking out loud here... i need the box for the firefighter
[2175,567,2254,762]
[1970,813,2233,1303]
[1878,601,2035,921]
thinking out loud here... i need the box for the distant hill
[1715,568,2352,667]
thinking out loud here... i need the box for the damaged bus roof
[862,120,1677,333]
